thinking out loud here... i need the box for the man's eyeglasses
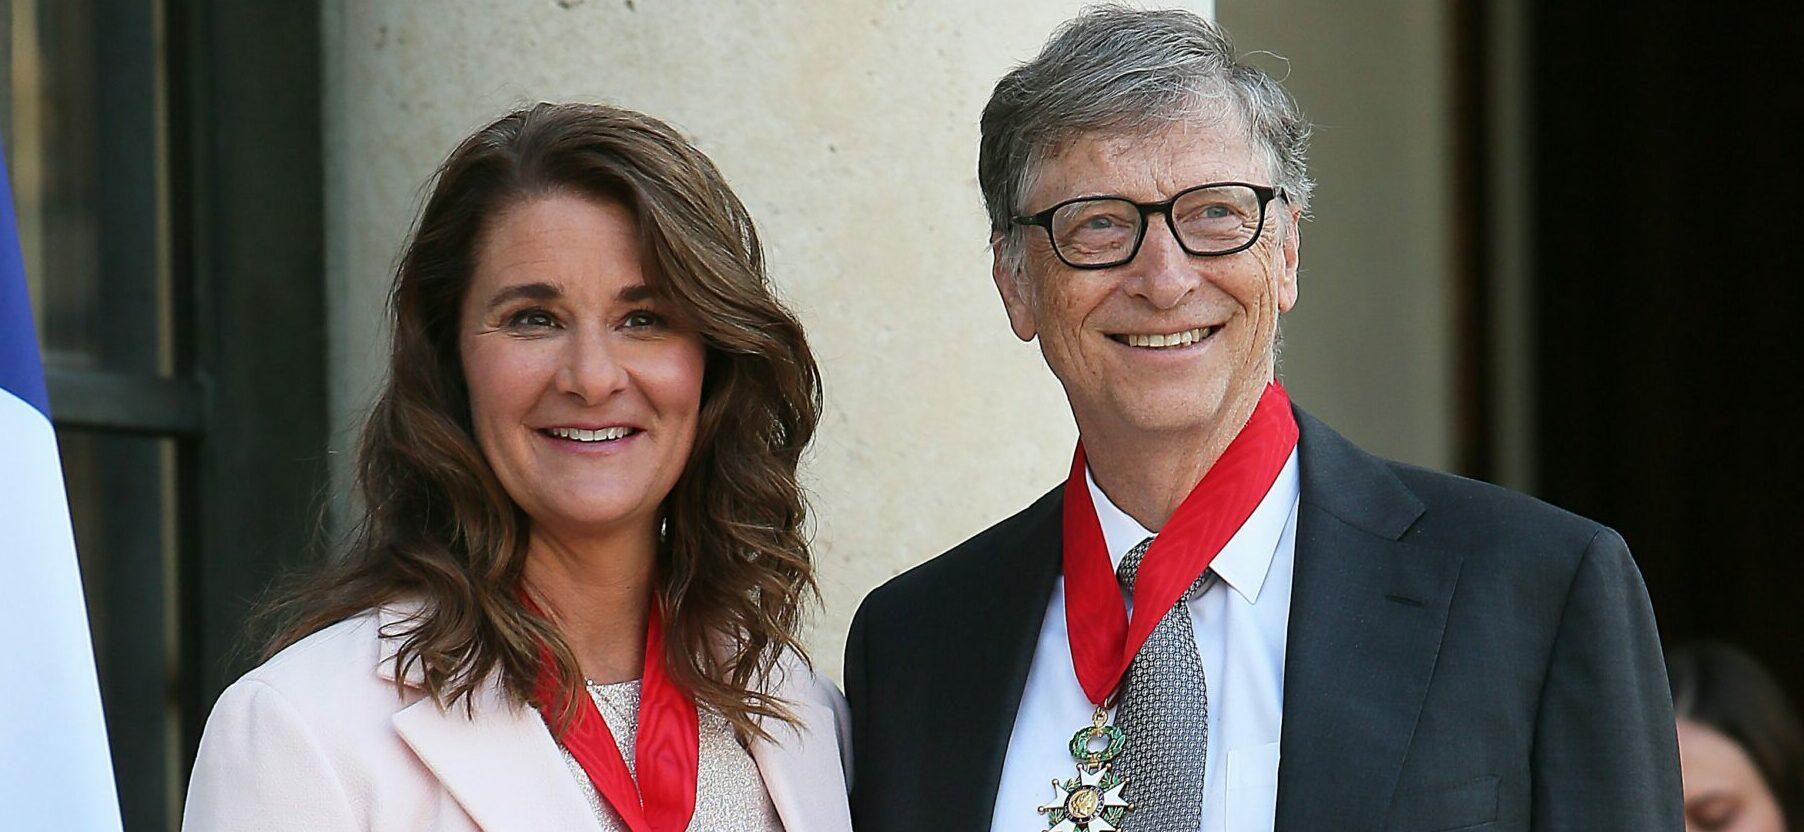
[1011,182,1288,269]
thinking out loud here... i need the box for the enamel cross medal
[1037,705,1134,832]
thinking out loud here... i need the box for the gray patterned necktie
[1112,535,1214,830]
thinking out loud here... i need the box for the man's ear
[1275,205,1301,313]
[991,237,1038,342]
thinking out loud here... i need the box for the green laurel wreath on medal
[1037,707,1135,832]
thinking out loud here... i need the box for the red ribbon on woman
[1061,381,1299,706]
[526,597,699,832]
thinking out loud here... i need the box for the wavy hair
[261,102,822,739]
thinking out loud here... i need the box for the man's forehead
[1028,117,1266,203]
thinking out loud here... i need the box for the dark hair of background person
[1669,639,1804,826]
[255,101,823,740]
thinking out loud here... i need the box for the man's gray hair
[980,5,1314,266]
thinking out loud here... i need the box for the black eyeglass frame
[1011,181,1289,269]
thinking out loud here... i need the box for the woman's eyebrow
[483,281,562,313]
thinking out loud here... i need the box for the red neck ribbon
[525,596,699,832]
[1062,381,1299,706]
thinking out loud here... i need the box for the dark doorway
[1529,4,1804,702]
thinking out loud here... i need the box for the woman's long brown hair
[258,102,822,740]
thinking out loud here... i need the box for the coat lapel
[1274,408,1461,831]
[375,608,601,832]
[938,488,1067,828]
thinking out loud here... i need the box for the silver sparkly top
[559,679,784,832]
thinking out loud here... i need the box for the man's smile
[1105,325,1221,349]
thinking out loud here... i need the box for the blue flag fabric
[0,144,49,416]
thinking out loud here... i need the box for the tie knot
[1116,536,1217,599]
[1116,537,1155,591]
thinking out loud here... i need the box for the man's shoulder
[1356,454,1630,595]
[855,485,1062,621]
[1298,406,1617,571]
[1381,458,1619,571]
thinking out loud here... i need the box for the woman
[182,102,849,831]
[1669,640,1804,832]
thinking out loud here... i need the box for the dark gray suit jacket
[846,407,1681,831]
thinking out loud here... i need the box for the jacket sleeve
[818,667,854,792]
[1530,528,1683,831]
[182,678,361,831]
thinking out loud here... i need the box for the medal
[1040,382,1298,831]
[1037,706,1134,832]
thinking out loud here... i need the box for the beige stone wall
[323,1,1463,682]
[324,1,1213,680]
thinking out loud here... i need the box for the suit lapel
[375,608,600,832]
[936,488,1066,829]
[1274,409,1461,832]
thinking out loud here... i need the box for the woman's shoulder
[187,605,439,828]
[765,649,848,728]
[219,605,422,724]
[240,609,381,685]
[752,648,853,785]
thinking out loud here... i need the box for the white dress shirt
[990,449,1300,832]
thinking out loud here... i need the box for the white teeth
[548,426,633,442]
[1122,327,1211,348]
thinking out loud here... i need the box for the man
[845,8,1680,832]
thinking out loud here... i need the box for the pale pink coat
[181,606,853,831]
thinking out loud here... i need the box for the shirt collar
[1084,447,1300,604]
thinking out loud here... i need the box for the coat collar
[373,604,849,832]
[1274,407,1461,831]
[931,487,1068,829]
